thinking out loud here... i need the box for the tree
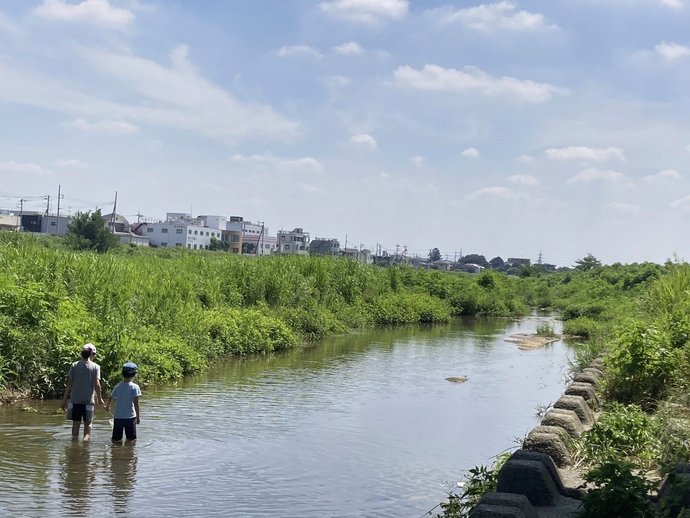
[428,247,442,262]
[574,253,602,271]
[64,209,119,253]
[209,237,230,252]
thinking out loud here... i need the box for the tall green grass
[0,234,532,397]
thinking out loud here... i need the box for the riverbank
[0,233,531,399]
[433,261,690,517]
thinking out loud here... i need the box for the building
[309,238,340,256]
[341,247,373,264]
[102,213,150,246]
[0,210,19,231]
[276,227,310,255]
[134,213,223,250]
[227,216,276,256]
[40,215,71,236]
[220,229,242,254]
[507,258,531,267]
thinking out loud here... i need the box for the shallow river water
[0,315,575,517]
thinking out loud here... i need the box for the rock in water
[446,376,469,383]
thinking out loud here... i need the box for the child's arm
[105,396,114,413]
[134,397,140,425]
[60,376,73,410]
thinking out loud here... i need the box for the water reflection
[109,444,137,515]
[0,316,574,517]
[59,442,95,516]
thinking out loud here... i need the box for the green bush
[576,402,662,468]
[577,458,657,518]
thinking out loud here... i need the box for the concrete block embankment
[468,356,606,518]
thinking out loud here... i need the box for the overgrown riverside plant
[0,233,533,398]
[428,453,511,518]
[577,458,657,518]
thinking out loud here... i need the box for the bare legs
[71,420,93,440]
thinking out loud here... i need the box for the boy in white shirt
[105,362,142,445]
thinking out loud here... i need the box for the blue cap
[122,362,138,370]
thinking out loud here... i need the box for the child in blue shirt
[105,363,142,445]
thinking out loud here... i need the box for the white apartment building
[134,213,226,250]
[276,227,310,255]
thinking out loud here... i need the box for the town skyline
[1,1,690,266]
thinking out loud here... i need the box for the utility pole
[345,234,348,251]
[55,185,64,236]
[110,191,118,233]
[18,198,25,231]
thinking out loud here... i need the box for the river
[0,315,575,517]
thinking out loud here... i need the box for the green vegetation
[0,233,532,398]
[536,321,556,337]
[64,209,119,253]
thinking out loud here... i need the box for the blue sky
[1,0,690,265]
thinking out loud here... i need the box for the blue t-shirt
[110,381,142,419]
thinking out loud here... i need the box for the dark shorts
[112,418,137,441]
[67,403,94,423]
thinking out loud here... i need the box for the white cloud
[655,42,690,61]
[333,41,365,55]
[393,64,566,103]
[427,2,556,31]
[231,154,324,174]
[545,146,625,162]
[411,156,424,166]
[508,174,539,186]
[671,195,690,211]
[66,118,140,134]
[54,158,90,168]
[607,202,641,213]
[349,134,378,149]
[0,161,53,176]
[33,0,134,29]
[566,167,625,184]
[643,169,683,183]
[461,147,480,158]
[660,0,683,9]
[515,154,535,163]
[277,45,322,58]
[319,0,409,24]
[465,186,521,201]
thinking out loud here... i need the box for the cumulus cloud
[670,195,690,211]
[54,158,90,168]
[33,0,134,29]
[660,0,683,9]
[277,45,322,58]
[66,118,140,134]
[608,202,641,213]
[643,169,683,183]
[349,133,378,149]
[393,64,566,103]
[655,42,690,60]
[515,154,535,163]
[319,0,409,24]
[411,156,424,166]
[566,167,625,184]
[231,154,324,174]
[508,174,539,185]
[461,147,480,158]
[545,146,625,162]
[465,186,521,201]
[0,161,53,176]
[333,41,365,55]
[427,1,556,31]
